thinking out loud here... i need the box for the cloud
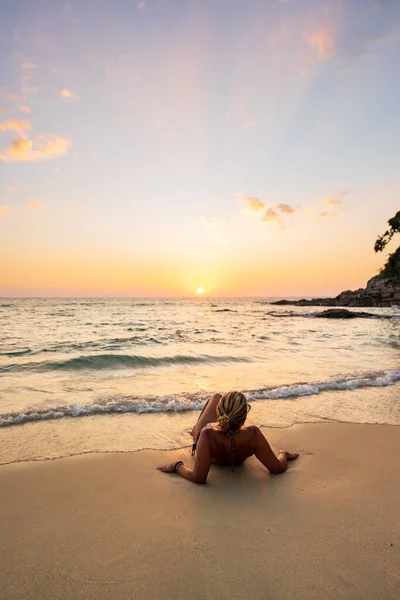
[318,210,337,219]
[19,105,32,113]
[3,92,24,102]
[324,197,342,206]
[244,121,253,127]
[305,191,348,220]
[238,195,284,226]
[324,191,348,206]
[22,61,38,70]
[263,208,281,222]
[239,195,266,212]
[0,135,71,162]
[304,28,335,61]
[0,205,11,215]
[238,192,346,227]
[5,186,18,192]
[137,0,145,9]
[277,202,295,214]
[60,89,78,100]
[27,201,43,211]
[0,119,32,137]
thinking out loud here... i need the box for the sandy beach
[1,423,399,600]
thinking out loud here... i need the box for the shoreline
[2,382,400,465]
[1,423,399,599]
[1,419,400,467]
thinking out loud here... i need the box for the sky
[0,0,399,297]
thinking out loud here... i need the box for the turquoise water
[1,298,399,463]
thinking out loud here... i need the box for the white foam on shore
[1,368,399,428]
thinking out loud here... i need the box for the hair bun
[217,413,230,432]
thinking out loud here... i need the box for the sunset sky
[1,0,399,297]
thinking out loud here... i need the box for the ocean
[1,297,399,464]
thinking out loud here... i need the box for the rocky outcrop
[271,276,400,308]
[315,309,377,319]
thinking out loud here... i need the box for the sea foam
[1,368,399,428]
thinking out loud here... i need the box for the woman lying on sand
[157,391,299,484]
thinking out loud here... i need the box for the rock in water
[315,309,376,319]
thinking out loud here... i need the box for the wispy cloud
[5,186,18,192]
[22,61,38,70]
[277,203,295,214]
[137,0,146,9]
[324,197,342,206]
[20,59,39,97]
[0,119,32,137]
[60,89,78,100]
[240,196,266,212]
[317,210,338,219]
[0,135,71,162]
[238,195,284,226]
[306,191,347,220]
[263,207,281,222]
[2,91,24,103]
[19,105,32,113]
[324,191,348,207]
[238,191,346,225]
[27,201,43,211]
[304,28,335,61]
[0,205,11,215]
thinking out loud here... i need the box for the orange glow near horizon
[0,241,386,297]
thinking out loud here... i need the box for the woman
[157,391,299,484]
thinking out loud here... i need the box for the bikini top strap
[227,430,235,472]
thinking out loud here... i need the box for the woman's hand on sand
[157,461,181,473]
[283,451,299,461]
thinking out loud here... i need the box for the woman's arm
[157,428,212,484]
[254,427,299,474]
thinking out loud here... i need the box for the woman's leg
[192,393,222,443]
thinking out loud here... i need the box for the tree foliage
[374,211,400,252]
[375,211,400,279]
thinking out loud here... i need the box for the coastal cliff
[272,275,400,308]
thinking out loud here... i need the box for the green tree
[374,211,400,278]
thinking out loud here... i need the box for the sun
[196,287,205,294]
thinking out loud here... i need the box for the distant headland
[272,211,400,308]
[271,275,400,308]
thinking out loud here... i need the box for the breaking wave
[1,368,399,428]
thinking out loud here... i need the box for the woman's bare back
[206,424,258,465]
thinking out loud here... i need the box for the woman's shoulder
[242,424,260,435]
[201,424,260,438]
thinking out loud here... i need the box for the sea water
[1,298,399,464]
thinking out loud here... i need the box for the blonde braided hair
[216,391,248,433]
